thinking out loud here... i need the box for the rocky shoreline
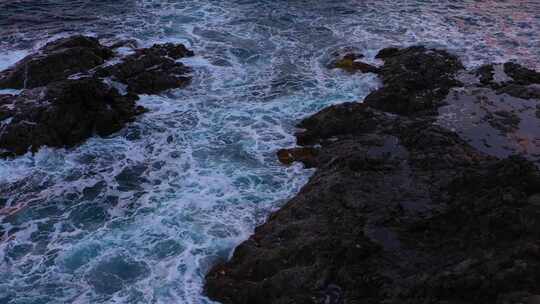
[0,36,194,157]
[2,36,539,303]
[205,47,540,303]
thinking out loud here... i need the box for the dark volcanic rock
[295,102,382,146]
[0,35,113,89]
[205,103,540,304]
[0,78,142,156]
[277,147,320,168]
[374,47,400,59]
[0,35,195,157]
[96,43,194,94]
[504,62,540,85]
[205,47,540,304]
[475,64,496,85]
[473,62,540,99]
[329,53,379,74]
[364,46,463,115]
[0,36,194,95]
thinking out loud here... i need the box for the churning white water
[0,1,539,303]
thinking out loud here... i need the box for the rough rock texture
[207,103,540,304]
[364,46,463,115]
[0,78,142,156]
[474,63,540,100]
[277,147,319,168]
[437,87,540,165]
[0,35,114,89]
[205,47,540,304]
[96,43,194,94]
[328,53,379,74]
[0,36,194,157]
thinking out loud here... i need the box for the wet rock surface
[364,46,464,116]
[0,36,194,157]
[277,147,319,168]
[0,78,142,157]
[437,87,540,165]
[95,43,194,94]
[205,47,540,304]
[328,52,379,74]
[474,63,540,99]
[0,35,114,89]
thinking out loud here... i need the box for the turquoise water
[0,1,539,303]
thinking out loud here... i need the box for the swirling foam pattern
[0,1,539,303]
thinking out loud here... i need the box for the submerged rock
[85,254,149,295]
[205,46,540,304]
[0,35,195,157]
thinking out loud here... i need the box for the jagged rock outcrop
[364,46,464,115]
[95,43,194,94]
[474,62,540,100]
[328,52,379,74]
[0,35,194,157]
[0,78,143,157]
[329,46,467,116]
[205,46,540,304]
[0,35,114,89]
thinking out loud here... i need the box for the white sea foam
[0,1,539,303]
[0,89,21,95]
[0,50,28,71]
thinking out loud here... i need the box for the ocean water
[0,1,539,303]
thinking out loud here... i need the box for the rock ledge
[205,47,540,304]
